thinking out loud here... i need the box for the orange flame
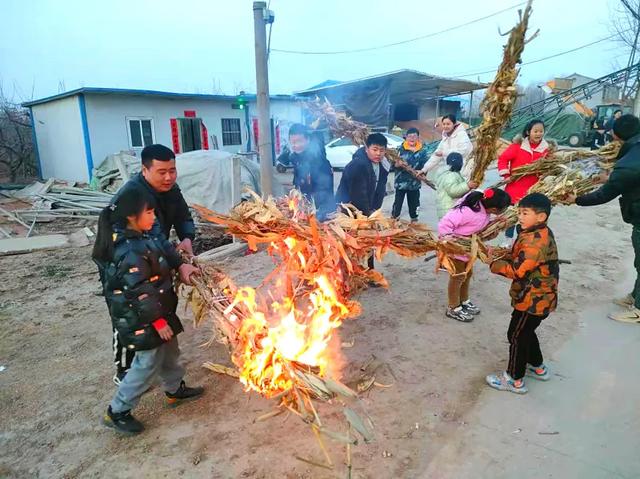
[227,233,351,397]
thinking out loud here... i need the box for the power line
[271,2,526,55]
[448,33,622,79]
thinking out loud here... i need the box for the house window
[127,118,154,148]
[221,118,242,146]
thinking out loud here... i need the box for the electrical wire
[448,33,622,79]
[271,2,526,55]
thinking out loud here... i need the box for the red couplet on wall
[201,122,209,150]
[252,118,259,148]
[170,118,180,153]
[275,124,281,155]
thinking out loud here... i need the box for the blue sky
[0,0,630,102]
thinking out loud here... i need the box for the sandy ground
[0,171,635,478]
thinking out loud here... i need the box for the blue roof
[22,87,296,107]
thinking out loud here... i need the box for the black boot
[103,406,144,435]
[165,380,204,407]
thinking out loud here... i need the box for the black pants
[113,327,135,375]
[507,310,547,380]
[392,189,420,220]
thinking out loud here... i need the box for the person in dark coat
[288,124,335,220]
[92,187,204,435]
[103,144,197,384]
[391,127,429,221]
[570,114,640,323]
[604,109,623,143]
[336,133,390,272]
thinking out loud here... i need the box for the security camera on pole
[253,1,275,197]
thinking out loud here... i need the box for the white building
[23,87,304,182]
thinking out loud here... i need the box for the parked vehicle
[325,133,404,169]
[275,145,292,173]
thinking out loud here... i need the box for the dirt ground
[0,177,633,478]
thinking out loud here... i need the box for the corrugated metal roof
[22,87,296,107]
[296,69,487,101]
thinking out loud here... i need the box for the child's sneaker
[485,371,528,394]
[446,306,474,323]
[165,381,204,407]
[461,300,481,315]
[103,406,144,435]
[526,363,550,381]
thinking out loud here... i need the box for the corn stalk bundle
[470,0,537,184]
[498,141,622,186]
[306,98,435,189]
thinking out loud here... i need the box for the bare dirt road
[0,185,633,478]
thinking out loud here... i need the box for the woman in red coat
[498,119,549,238]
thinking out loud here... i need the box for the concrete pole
[253,1,273,197]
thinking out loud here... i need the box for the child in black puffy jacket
[93,186,203,435]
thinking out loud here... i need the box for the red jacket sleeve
[498,144,519,177]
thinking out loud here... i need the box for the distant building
[23,87,303,182]
[547,73,622,111]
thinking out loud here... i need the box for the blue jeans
[110,337,184,413]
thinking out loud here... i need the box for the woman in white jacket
[421,114,474,179]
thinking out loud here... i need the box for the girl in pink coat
[438,188,511,322]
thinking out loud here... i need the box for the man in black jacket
[570,114,640,323]
[108,144,197,383]
[336,133,389,215]
[336,133,390,272]
[288,124,335,220]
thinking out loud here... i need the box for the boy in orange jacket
[486,193,559,394]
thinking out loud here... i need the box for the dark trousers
[113,327,135,375]
[507,310,547,380]
[392,189,420,220]
[367,254,375,270]
[633,226,640,309]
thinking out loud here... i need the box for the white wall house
[23,87,304,182]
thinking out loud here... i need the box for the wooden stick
[311,424,334,468]
[0,206,30,228]
[294,455,333,471]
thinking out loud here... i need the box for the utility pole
[253,1,274,197]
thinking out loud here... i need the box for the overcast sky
[0,0,631,102]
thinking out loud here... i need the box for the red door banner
[252,118,259,148]
[275,123,281,155]
[184,110,196,118]
[201,122,209,150]
[170,118,180,153]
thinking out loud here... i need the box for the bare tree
[514,82,547,114]
[0,91,36,182]
[610,0,640,98]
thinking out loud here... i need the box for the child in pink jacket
[438,188,511,322]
